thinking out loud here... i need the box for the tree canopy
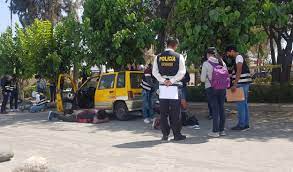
[83,0,157,70]
[1,0,292,83]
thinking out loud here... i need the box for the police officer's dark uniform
[1,76,12,114]
[152,38,186,141]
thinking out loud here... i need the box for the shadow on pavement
[113,136,209,149]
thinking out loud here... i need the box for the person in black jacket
[9,74,19,112]
[180,70,200,129]
[1,75,12,114]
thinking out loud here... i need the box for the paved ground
[0,106,293,172]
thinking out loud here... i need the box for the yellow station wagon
[56,71,143,120]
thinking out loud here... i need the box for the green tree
[172,0,267,65]
[7,0,62,26]
[83,0,156,70]
[0,28,17,75]
[259,0,293,83]
[54,15,86,81]
[23,20,57,79]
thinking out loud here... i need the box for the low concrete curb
[189,102,293,112]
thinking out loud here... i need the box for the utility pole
[10,0,13,28]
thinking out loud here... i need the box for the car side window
[117,72,125,88]
[98,74,115,90]
[130,73,142,89]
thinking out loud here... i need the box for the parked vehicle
[252,71,271,79]
[56,71,144,120]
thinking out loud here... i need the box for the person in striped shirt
[226,45,252,131]
[141,63,155,124]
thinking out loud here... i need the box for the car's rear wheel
[114,101,130,121]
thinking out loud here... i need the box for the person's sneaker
[161,135,169,142]
[242,125,250,131]
[208,132,220,138]
[10,109,15,112]
[48,111,54,121]
[219,131,226,136]
[231,125,244,131]
[208,116,213,120]
[188,125,200,130]
[143,118,151,124]
[174,135,187,141]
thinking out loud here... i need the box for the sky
[0,0,19,33]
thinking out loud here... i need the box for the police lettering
[159,56,176,62]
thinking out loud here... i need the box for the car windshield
[98,74,115,90]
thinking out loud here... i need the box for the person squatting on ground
[201,47,230,137]
[1,75,13,114]
[48,109,109,124]
[141,63,156,124]
[152,37,187,141]
[29,92,48,113]
[180,70,200,130]
[225,45,252,131]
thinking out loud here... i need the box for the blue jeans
[206,88,213,117]
[30,103,47,113]
[207,88,226,132]
[237,84,250,127]
[142,89,154,119]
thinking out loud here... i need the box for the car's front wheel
[114,101,130,121]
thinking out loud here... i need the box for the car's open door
[56,74,78,112]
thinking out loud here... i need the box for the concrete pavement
[0,107,293,172]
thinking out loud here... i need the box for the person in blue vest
[152,37,186,141]
[226,45,252,131]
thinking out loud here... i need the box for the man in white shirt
[226,45,252,131]
[152,37,186,141]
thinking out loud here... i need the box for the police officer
[152,37,187,141]
[1,75,12,114]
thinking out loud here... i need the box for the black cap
[225,45,237,52]
[207,47,217,55]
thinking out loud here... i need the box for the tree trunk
[270,36,279,83]
[279,41,293,84]
[155,0,176,54]
[73,63,79,87]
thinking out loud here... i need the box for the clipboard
[159,85,179,100]
[226,88,245,102]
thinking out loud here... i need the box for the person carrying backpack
[201,47,230,137]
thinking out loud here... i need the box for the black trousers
[1,92,9,113]
[10,90,18,109]
[49,86,56,102]
[159,99,182,138]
